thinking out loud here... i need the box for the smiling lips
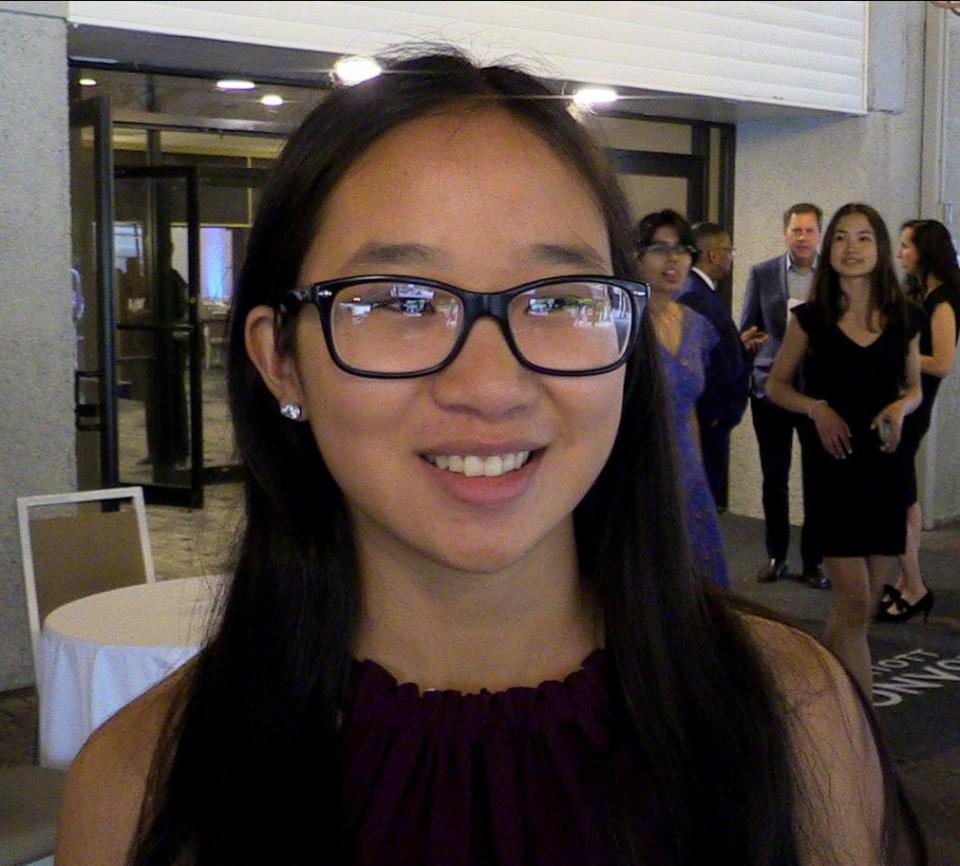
[424,450,532,478]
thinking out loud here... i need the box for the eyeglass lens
[328,279,634,375]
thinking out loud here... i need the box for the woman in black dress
[766,204,921,695]
[878,219,960,622]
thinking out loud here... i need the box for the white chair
[17,487,156,686]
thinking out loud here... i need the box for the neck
[648,289,676,310]
[790,255,815,273]
[697,265,721,283]
[352,516,599,692]
[840,276,873,311]
[926,274,944,295]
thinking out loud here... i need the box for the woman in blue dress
[635,210,730,589]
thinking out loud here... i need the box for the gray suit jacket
[739,253,789,398]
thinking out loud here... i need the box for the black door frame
[70,96,121,490]
[114,165,203,508]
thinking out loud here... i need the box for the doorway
[69,90,276,506]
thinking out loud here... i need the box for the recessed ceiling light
[333,56,382,85]
[78,77,98,87]
[260,94,284,107]
[216,79,256,91]
[70,55,118,65]
[572,87,619,108]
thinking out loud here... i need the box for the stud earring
[280,403,303,421]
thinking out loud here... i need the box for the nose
[431,318,538,420]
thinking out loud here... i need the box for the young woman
[58,54,924,866]
[634,210,730,589]
[878,219,960,622]
[766,204,922,695]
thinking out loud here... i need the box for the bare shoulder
[739,613,885,865]
[740,613,875,747]
[741,614,846,692]
[56,664,192,866]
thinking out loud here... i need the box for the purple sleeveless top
[338,650,649,865]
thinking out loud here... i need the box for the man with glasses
[677,223,750,511]
[740,203,827,589]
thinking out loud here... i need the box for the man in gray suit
[740,203,827,588]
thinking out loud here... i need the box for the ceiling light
[70,55,118,65]
[572,87,619,109]
[216,79,256,91]
[260,94,284,107]
[78,77,98,87]
[333,56,382,85]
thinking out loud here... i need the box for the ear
[245,304,308,419]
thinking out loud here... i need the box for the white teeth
[483,456,503,477]
[426,450,531,478]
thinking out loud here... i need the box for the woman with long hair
[58,56,924,866]
[634,209,730,589]
[767,204,922,695]
[878,219,960,622]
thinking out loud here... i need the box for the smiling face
[897,226,919,277]
[256,108,624,576]
[637,225,692,296]
[830,211,879,281]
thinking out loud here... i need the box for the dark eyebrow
[343,242,449,270]
[343,241,609,272]
[529,243,609,270]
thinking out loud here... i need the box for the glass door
[189,165,269,483]
[69,96,118,492]
[114,166,203,507]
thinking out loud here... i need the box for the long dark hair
[129,51,921,866]
[811,203,907,328]
[901,218,960,300]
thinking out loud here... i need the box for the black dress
[339,650,669,865]
[794,302,921,557]
[899,284,960,504]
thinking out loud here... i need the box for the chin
[434,542,539,575]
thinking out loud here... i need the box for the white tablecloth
[39,575,222,769]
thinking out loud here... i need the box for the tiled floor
[3,488,958,863]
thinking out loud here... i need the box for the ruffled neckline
[353,648,604,696]
[338,649,618,865]
[346,649,608,738]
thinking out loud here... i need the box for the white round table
[39,575,222,769]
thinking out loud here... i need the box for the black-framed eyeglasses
[280,274,649,379]
[641,242,698,257]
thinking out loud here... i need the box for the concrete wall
[925,7,960,525]
[727,2,927,530]
[0,2,74,690]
